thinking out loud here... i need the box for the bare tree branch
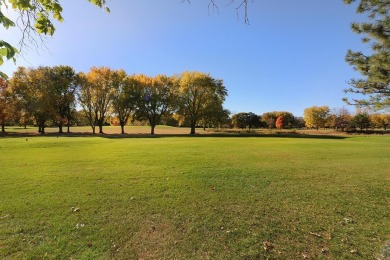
[15,2,49,57]
[182,0,251,24]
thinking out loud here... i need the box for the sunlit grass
[0,135,389,259]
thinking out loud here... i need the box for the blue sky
[1,0,367,116]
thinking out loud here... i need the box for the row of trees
[230,108,390,132]
[0,66,229,134]
[304,106,390,131]
[231,111,304,130]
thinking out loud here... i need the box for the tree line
[231,107,390,132]
[1,65,389,135]
[304,106,390,132]
[0,66,229,134]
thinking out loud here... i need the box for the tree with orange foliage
[275,116,285,129]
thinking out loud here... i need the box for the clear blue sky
[1,0,367,116]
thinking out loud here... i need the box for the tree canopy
[3,66,230,134]
[9,66,60,133]
[231,112,260,130]
[0,0,108,79]
[78,67,116,134]
[134,74,177,135]
[177,71,227,134]
[343,0,390,109]
[304,106,330,130]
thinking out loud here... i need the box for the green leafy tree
[200,99,230,130]
[232,112,248,129]
[344,0,390,109]
[292,116,305,129]
[352,112,371,131]
[178,71,227,134]
[0,0,108,79]
[245,112,261,130]
[232,112,260,130]
[304,106,330,130]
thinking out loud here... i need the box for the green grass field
[0,133,389,259]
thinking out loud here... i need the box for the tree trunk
[92,126,96,134]
[190,123,196,135]
[99,124,103,134]
[58,122,63,133]
[41,123,45,134]
[1,117,4,132]
[38,125,42,133]
[120,122,125,134]
[150,124,155,135]
[67,122,70,133]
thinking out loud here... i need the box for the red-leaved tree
[275,116,285,129]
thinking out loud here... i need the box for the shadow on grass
[0,131,349,140]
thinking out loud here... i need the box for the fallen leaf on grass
[71,207,80,213]
[263,241,274,251]
[309,231,323,238]
[342,218,354,224]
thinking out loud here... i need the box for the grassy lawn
[0,135,389,259]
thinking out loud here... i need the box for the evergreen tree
[344,0,390,109]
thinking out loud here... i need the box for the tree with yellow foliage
[177,71,227,134]
[370,113,390,130]
[304,106,330,130]
[78,67,116,134]
[111,71,139,134]
[134,74,178,135]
